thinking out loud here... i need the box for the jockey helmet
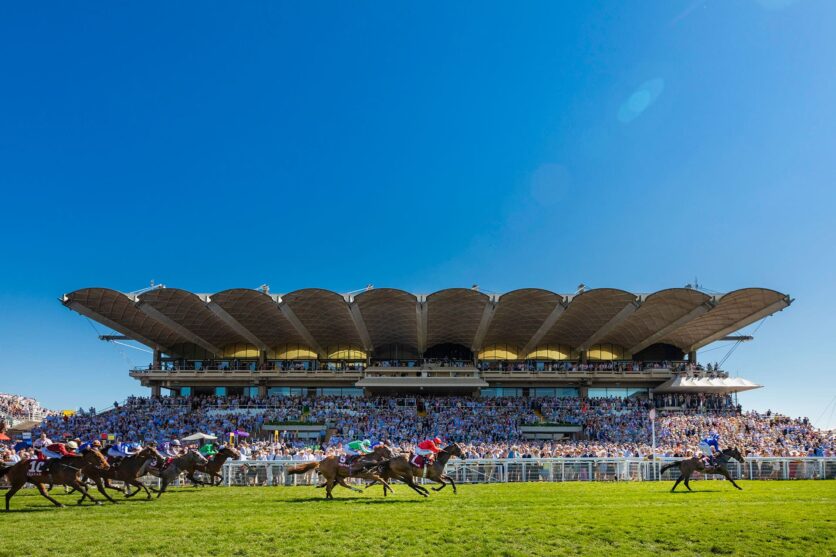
[434,437,442,445]
[130,442,142,451]
[171,439,181,446]
[66,441,79,450]
[363,439,371,445]
[711,432,721,440]
[92,440,102,447]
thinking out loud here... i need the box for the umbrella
[231,430,250,438]
[0,433,10,441]
[14,440,32,450]
[180,432,218,442]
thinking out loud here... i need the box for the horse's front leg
[73,480,101,506]
[720,468,743,490]
[442,474,457,494]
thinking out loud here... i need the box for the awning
[355,377,488,389]
[180,432,218,442]
[653,375,762,394]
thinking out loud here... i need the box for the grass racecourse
[1,481,833,556]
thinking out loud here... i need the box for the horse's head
[220,446,241,459]
[84,448,110,470]
[140,445,166,463]
[190,450,209,465]
[373,444,396,460]
[443,442,466,460]
[725,447,745,464]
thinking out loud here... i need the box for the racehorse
[373,442,466,497]
[151,450,209,497]
[89,445,167,501]
[286,445,396,500]
[188,446,241,486]
[660,447,746,492]
[0,448,110,511]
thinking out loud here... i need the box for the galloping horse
[374,442,466,497]
[660,447,746,492]
[90,445,167,500]
[1,448,110,510]
[151,450,209,497]
[191,446,241,486]
[286,445,396,499]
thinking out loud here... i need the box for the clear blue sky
[1,1,834,428]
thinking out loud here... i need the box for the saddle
[410,454,427,468]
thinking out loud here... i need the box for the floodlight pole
[649,407,657,480]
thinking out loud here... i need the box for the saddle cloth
[410,454,426,468]
[26,459,48,477]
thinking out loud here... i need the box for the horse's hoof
[58,504,66,508]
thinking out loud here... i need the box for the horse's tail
[286,461,319,475]
[0,465,11,479]
[659,461,679,474]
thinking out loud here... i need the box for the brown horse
[373,442,466,497]
[91,445,167,500]
[1,449,110,511]
[660,447,745,492]
[189,446,241,486]
[287,445,396,499]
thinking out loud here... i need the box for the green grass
[2,481,833,556]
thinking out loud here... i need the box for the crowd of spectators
[0,393,51,426]
[22,393,833,462]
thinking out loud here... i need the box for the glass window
[180,387,191,397]
[481,387,522,397]
[267,387,290,397]
[215,387,227,396]
[588,388,610,398]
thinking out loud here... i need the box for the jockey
[41,441,78,460]
[78,439,102,452]
[199,442,219,458]
[108,442,141,459]
[345,439,375,474]
[415,437,443,465]
[698,432,721,466]
[345,439,373,457]
[162,439,182,457]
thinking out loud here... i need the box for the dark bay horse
[191,446,241,486]
[660,447,746,492]
[374,443,466,497]
[287,445,396,499]
[151,450,209,497]
[1,449,110,510]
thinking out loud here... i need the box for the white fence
[216,458,836,487]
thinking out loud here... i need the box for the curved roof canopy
[62,286,791,358]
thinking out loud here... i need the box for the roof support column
[576,298,641,353]
[206,299,269,352]
[416,296,428,356]
[627,301,715,356]
[471,296,498,353]
[277,300,326,358]
[136,302,223,356]
[347,297,374,353]
[520,300,567,358]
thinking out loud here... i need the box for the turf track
[1,480,833,556]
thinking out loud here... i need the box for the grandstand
[62,285,791,402]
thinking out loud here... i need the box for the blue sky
[1,1,834,428]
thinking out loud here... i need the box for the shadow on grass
[668,490,723,494]
[284,496,427,504]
